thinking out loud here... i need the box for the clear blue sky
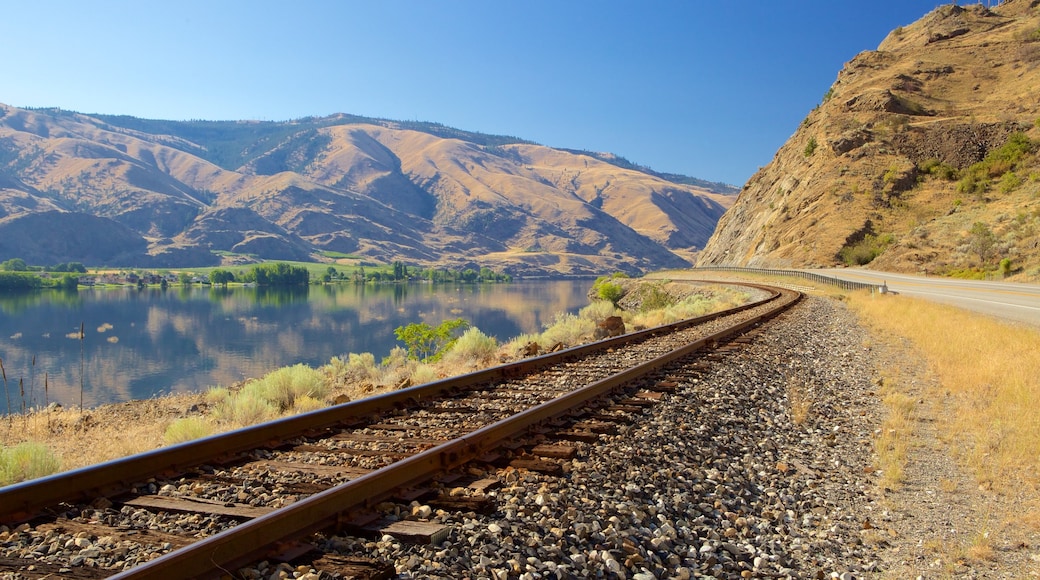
[1,1,946,186]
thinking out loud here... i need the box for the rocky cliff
[699,0,1040,280]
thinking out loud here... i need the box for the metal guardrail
[689,266,886,293]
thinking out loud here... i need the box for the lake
[0,280,594,413]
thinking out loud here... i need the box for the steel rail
[108,286,801,579]
[0,283,781,523]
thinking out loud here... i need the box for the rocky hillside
[699,0,1040,280]
[0,106,735,276]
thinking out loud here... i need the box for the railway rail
[0,282,801,579]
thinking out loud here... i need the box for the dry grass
[0,441,62,486]
[848,289,1040,571]
[786,377,812,426]
[848,292,1040,495]
[874,378,917,490]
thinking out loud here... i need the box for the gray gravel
[312,295,885,579]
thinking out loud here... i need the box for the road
[811,269,1040,328]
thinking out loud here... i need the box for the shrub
[394,318,469,362]
[326,352,379,384]
[967,221,997,264]
[409,364,439,385]
[540,312,596,347]
[999,258,1013,278]
[244,364,328,411]
[442,327,499,366]
[804,137,818,158]
[164,417,214,445]
[590,273,629,306]
[288,395,326,414]
[999,171,1022,194]
[211,390,277,427]
[839,233,894,266]
[0,442,62,485]
[918,158,958,180]
[579,300,620,321]
[957,132,1034,195]
[596,282,625,306]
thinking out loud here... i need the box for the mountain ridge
[0,105,734,276]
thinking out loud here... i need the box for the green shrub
[999,258,1013,278]
[0,442,62,485]
[804,137,818,158]
[919,158,958,181]
[957,132,1034,195]
[999,171,1022,194]
[946,267,987,280]
[839,234,894,266]
[394,318,469,362]
[164,417,214,445]
[590,272,628,306]
[596,282,625,305]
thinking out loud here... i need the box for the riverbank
[0,279,751,474]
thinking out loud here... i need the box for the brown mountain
[699,0,1040,281]
[0,106,735,276]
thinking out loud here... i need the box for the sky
[0,1,950,186]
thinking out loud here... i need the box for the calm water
[0,281,593,413]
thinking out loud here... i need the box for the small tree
[394,318,469,362]
[597,282,625,306]
[210,269,234,287]
[968,221,997,265]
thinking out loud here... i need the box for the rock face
[699,0,1040,279]
[0,107,736,275]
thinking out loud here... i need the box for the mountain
[0,106,735,276]
[698,0,1040,280]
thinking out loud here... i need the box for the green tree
[179,271,193,286]
[250,263,309,286]
[1,258,28,272]
[210,269,234,287]
[394,318,469,362]
[57,274,79,290]
[968,221,997,265]
[392,261,407,281]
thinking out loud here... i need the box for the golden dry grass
[848,293,1040,492]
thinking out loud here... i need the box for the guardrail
[689,266,885,293]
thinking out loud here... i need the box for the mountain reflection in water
[0,281,591,413]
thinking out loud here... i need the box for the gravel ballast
[313,296,889,579]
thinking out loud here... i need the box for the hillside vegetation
[0,106,734,277]
[699,0,1040,281]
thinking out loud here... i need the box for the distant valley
[0,107,735,277]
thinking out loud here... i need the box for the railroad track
[0,283,800,579]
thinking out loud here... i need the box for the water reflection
[0,281,591,412]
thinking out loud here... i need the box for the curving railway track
[0,283,800,579]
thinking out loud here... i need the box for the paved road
[811,269,1040,328]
